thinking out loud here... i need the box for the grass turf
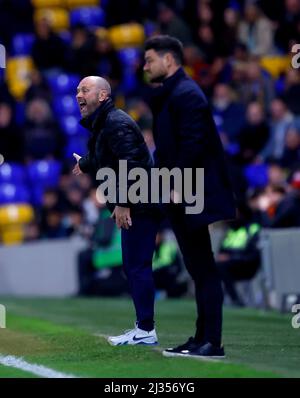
[0,297,299,378]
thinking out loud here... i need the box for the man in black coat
[73,76,160,346]
[144,36,236,359]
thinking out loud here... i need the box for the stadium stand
[1,0,300,304]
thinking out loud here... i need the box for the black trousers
[166,205,224,347]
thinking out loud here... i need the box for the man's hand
[72,153,83,176]
[111,206,132,229]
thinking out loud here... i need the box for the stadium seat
[66,0,100,9]
[117,48,141,94]
[108,23,145,50]
[27,160,62,206]
[117,47,141,68]
[70,6,105,27]
[0,204,34,224]
[0,204,34,245]
[0,184,31,205]
[27,160,62,188]
[47,73,80,95]
[260,55,291,79]
[6,56,35,100]
[11,33,35,56]
[244,164,269,188]
[34,8,70,32]
[64,134,88,159]
[59,115,88,136]
[0,163,27,185]
[53,94,80,117]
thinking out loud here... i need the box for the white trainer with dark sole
[107,326,158,346]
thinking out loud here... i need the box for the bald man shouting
[73,76,160,345]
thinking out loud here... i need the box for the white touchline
[0,354,78,378]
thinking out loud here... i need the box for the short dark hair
[144,35,184,65]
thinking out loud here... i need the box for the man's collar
[163,67,186,89]
[80,97,115,132]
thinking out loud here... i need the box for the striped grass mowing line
[0,354,78,378]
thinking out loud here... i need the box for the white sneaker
[107,325,158,346]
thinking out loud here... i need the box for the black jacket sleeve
[79,152,93,173]
[105,120,151,207]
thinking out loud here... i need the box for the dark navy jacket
[79,97,155,214]
[149,67,236,226]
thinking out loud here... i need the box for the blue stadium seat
[244,164,269,188]
[118,48,141,68]
[117,48,141,94]
[64,134,88,160]
[59,115,88,136]
[70,6,105,27]
[0,183,31,205]
[47,73,80,95]
[53,94,80,117]
[0,163,27,185]
[27,160,62,188]
[11,33,34,56]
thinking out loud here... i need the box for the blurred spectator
[268,160,287,188]
[126,98,152,130]
[41,206,69,239]
[217,201,261,307]
[219,7,240,56]
[32,18,67,75]
[64,205,85,237]
[83,187,100,225]
[184,45,210,87]
[267,161,287,186]
[105,0,143,27]
[157,2,193,45]
[77,202,126,296]
[195,23,218,64]
[256,180,300,228]
[282,69,300,116]
[25,70,52,103]
[260,98,294,161]
[65,186,84,209]
[238,60,275,109]
[24,221,41,242]
[23,99,65,161]
[39,188,66,233]
[67,24,97,78]
[280,125,300,169]
[0,102,24,162]
[212,83,246,147]
[0,0,33,47]
[236,102,270,165]
[238,2,276,56]
[275,0,300,52]
[153,229,188,298]
[94,31,122,90]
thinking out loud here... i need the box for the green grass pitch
[0,297,299,378]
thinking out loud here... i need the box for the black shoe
[183,342,225,360]
[162,337,201,357]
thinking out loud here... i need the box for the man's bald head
[76,76,112,118]
[80,76,111,96]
